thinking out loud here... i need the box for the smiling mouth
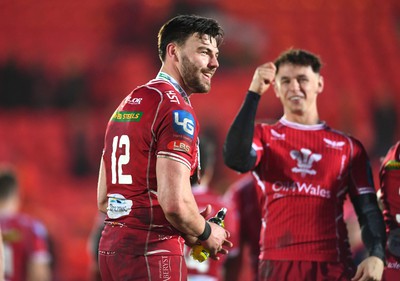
[202,70,214,79]
[289,96,303,101]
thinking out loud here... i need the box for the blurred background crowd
[0,0,399,280]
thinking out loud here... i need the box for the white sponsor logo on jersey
[270,129,285,140]
[387,261,400,269]
[125,97,143,105]
[272,181,331,198]
[107,193,133,219]
[323,138,345,150]
[166,91,180,104]
[290,148,322,177]
[173,110,195,137]
[161,256,172,280]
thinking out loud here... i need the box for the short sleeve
[155,96,199,171]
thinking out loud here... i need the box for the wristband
[198,221,211,241]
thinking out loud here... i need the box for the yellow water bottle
[191,207,227,262]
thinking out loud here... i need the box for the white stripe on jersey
[252,171,265,194]
[157,151,191,170]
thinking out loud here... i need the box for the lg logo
[173,110,195,137]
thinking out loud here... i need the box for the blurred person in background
[97,14,232,280]
[377,141,400,281]
[0,166,52,281]
[184,131,239,281]
[224,174,261,281]
[223,49,386,281]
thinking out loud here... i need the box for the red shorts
[98,225,187,281]
[258,260,356,281]
[99,253,187,281]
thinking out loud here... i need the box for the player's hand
[351,256,384,281]
[249,62,276,96]
[208,238,233,261]
[202,223,232,260]
[199,204,212,219]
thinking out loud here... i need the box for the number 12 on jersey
[111,135,133,184]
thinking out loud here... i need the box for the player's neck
[0,198,19,216]
[159,65,192,96]
[283,112,320,125]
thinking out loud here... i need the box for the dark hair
[0,169,18,199]
[158,14,224,61]
[274,49,322,74]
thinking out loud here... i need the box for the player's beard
[181,55,212,93]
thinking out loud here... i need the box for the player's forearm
[352,193,386,262]
[223,91,259,172]
[162,198,206,238]
[157,158,206,238]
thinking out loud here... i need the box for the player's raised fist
[249,62,276,95]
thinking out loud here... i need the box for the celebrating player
[223,49,386,281]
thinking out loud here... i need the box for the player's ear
[317,75,324,94]
[273,82,280,98]
[166,43,179,62]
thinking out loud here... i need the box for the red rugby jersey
[252,117,375,262]
[379,141,400,230]
[0,213,51,281]
[102,73,200,255]
[229,174,262,277]
[379,141,400,277]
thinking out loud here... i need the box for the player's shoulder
[381,141,400,168]
[323,126,364,147]
[115,80,189,116]
[256,118,279,128]
[254,119,281,137]
[140,79,190,108]
[142,79,180,98]
[2,213,48,235]
[144,78,173,91]
[390,141,400,159]
[128,79,174,98]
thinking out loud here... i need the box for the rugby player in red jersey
[97,15,231,281]
[223,49,385,281]
[224,174,262,281]
[0,168,52,281]
[378,141,400,281]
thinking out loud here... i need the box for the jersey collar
[156,72,190,105]
[280,116,326,131]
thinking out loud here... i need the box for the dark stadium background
[0,0,399,280]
